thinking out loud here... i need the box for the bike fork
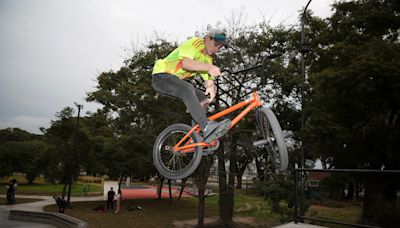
[253,107,269,147]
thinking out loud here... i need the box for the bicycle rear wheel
[256,106,288,171]
[153,124,203,180]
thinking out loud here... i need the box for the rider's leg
[152,73,208,129]
[152,73,230,142]
[192,85,231,142]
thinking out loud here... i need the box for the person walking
[5,179,17,204]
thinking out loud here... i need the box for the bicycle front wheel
[256,106,288,171]
[153,124,203,180]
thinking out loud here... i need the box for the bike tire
[153,123,203,180]
[257,106,288,171]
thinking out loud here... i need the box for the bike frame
[174,90,263,153]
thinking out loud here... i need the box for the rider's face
[205,37,223,56]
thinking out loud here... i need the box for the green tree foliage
[305,0,400,170]
[0,128,39,142]
[252,175,294,221]
[41,107,100,184]
[0,128,46,181]
[303,0,400,225]
[41,107,79,183]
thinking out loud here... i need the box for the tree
[42,107,92,191]
[0,140,47,182]
[0,128,39,142]
[304,0,400,225]
[0,128,45,180]
[211,21,298,226]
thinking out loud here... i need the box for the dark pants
[107,200,114,210]
[152,73,208,130]
[6,193,14,204]
[55,197,67,213]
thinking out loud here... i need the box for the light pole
[66,103,83,204]
[299,0,312,218]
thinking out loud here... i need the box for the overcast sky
[0,0,336,134]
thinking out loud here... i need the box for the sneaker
[203,119,231,143]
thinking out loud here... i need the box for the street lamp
[299,0,312,218]
[66,102,83,204]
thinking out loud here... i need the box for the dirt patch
[173,217,276,228]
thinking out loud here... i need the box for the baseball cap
[207,29,229,47]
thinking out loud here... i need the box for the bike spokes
[153,124,203,180]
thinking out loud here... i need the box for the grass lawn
[44,189,281,228]
[306,201,363,227]
[0,183,102,196]
[1,175,102,196]
[0,197,43,205]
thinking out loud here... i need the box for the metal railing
[294,168,400,228]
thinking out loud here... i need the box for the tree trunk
[62,183,67,199]
[361,175,399,227]
[157,175,164,200]
[196,155,213,227]
[198,185,206,227]
[346,182,354,200]
[362,179,384,226]
[177,178,188,201]
[217,143,234,226]
[255,154,265,181]
[356,183,363,200]
[217,134,239,227]
[382,178,399,228]
[236,174,242,189]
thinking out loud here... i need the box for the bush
[251,175,296,222]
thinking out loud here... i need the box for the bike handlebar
[221,53,283,75]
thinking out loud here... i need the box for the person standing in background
[106,187,115,211]
[115,189,122,213]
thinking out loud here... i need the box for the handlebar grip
[221,68,232,74]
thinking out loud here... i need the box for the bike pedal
[253,139,268,147]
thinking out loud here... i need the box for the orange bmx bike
[153,55,288,180]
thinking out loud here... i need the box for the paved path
[0,195,103,228]
[273,222,327,228]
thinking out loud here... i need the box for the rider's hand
[207,65,221,78]
[204,81,216,103]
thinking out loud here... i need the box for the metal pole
[294,169,299,223]
[67,103,83,204]
[300,0,312,217]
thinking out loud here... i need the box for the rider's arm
[182,58,221,77]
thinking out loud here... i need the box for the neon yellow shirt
[152,37,214,80]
